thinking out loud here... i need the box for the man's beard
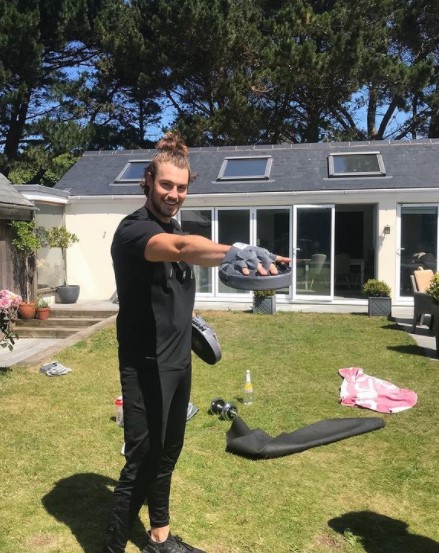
[149,188,180,220]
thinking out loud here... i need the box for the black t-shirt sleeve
[114,217,165,260]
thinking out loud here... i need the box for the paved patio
[0,301,118,369]
[1,301,436,369]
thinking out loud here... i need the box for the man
[104,133,289,553]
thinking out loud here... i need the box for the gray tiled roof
[0,173,35,208]
[54,138,439,196]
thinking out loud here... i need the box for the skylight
[328,152,385,177]
[218,156,272,180]
[114,160,150,183]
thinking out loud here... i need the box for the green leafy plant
[43,226,79,286]
[36,296,49,309]
[426,273,439,304]
[362,279,391,297]
[253,289,276,297]
[9,220,43,302]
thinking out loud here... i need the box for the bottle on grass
[243,369,253,405]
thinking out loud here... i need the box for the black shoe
[142,532,206,553]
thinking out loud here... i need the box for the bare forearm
[177,235,230,266]
[145,233,230,266]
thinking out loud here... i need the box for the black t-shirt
[111,206,196,370]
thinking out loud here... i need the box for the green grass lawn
[1,311,438,553]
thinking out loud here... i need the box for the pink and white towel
[338,367,417,413]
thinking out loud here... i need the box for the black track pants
[103,357,191,553]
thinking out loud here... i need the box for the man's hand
[222,243,291,277]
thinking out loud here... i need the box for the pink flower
[0,289,22,312]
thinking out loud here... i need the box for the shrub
[426,273,439,304]
[253,289,276,297]
[362,279,391,297]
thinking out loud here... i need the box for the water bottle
[114,396,124,426]
[243,369,253,405]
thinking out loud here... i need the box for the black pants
[103,353,191,553]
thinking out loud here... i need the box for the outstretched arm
[145,233,291,274]
[145,233,230,267]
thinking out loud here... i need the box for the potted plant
[36,296,51,320]
[362,279,392,317]
[0,289,21,350]
[10,220,43,318]
[44,226,80,303]
[253,289,276,314]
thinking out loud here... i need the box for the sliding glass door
[398,205,438,298]
[293,205,334,300]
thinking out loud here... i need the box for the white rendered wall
[64,197,144,300]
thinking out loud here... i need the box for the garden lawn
[0,311,438,553]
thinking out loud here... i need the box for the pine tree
[0,0,110,175]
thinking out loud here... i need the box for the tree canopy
[1,0,439,183]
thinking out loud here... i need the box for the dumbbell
[209,397,238,421]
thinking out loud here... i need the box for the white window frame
[217,156,273,181]
[112,160,151,185]
[328,152,385,177]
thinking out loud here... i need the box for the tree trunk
[3,88,32,171]
[367,87,378,139]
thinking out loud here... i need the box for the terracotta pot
[18,302,37,319]
[36,307,50,320]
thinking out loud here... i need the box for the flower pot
[253,295,276,315]
[36,307,50,320]
[367,296,391,317]
[56,285,80,304]
[18,302,37,319]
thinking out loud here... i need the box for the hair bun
[155,132,189,156]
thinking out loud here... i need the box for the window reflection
[180,210,213,293]
[256,209,290,295]
[400,206,437,297]
[35,205,64,289]
[296,208,332,296]
[218,210,250,294]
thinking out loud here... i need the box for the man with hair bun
[104,132,289,553]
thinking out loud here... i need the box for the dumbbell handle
[222,401,238,420]
[209,397,238,420]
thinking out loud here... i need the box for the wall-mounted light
[383,224,391,235]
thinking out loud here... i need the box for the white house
[17,138,439,309]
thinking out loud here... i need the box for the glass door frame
[292,204,335,301]
[215,206,253,299]
[396,203,439,303]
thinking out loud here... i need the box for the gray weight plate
[219,262,292,291]
[191,315,222,365]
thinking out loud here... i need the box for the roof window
[218,156,272,180]
[114,160,150,183]
[328,152,385,177]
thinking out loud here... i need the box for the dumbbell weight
[209,397,238,421]
[209,397,225,415]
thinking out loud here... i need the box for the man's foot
[142,532,206,553]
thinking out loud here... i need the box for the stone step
[49,309,117,319]
[15,326,87,339]
[13,307,117,340]
[15,317,103,328]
